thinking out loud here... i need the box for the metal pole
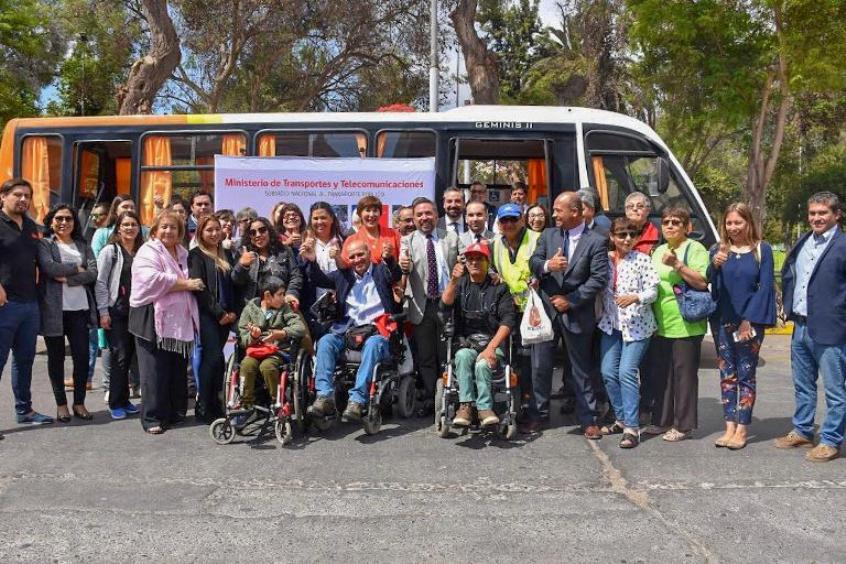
[429,0,439,112]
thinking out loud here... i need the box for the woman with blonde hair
[188,215,237,422]
[708,202,776,449]
[130,210,203,434]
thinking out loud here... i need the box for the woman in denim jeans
[708,203,776,450]
[598,218,660,448]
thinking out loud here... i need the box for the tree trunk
[743,12,790,228]
[117,0,180,115]
[451,0,500,104]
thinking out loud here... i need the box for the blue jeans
[315,332,389,406]
[600,331,650,430]
[87,328,99,383]
[791,322,846,447]
[0,300,40,414]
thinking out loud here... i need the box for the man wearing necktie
[526,191,609,439]
[458,201,495,253]
[776,191,846,462]
[437,187,466,235]
[400,198,460,412]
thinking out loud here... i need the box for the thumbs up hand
[713,241,729,268]
[547,246,569,272]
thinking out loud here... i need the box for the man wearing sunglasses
[527,191,609,439]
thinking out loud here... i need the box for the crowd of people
[0,176,844,462]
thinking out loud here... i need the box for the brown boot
[309,396,336,417]
[453,403,473,427]
[774,430,814,449]
[806,444,840,462]
[342,401,363,422]
[478,409,499,428]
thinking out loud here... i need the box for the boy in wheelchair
[299,238,402,422]
[441,242,517,428]
[236,276,306,410]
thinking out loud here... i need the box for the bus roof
[6,105,664,145]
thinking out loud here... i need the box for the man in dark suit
[436,187,467,234]
[579,189,611,238]
[526,191,609,438]
[775,191,846,463]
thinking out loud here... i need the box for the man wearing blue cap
[491,203,540,417]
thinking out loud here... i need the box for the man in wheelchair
[299,239,402,422]
[237,277,306,410]
[441,242,516,428]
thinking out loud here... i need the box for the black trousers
[414,299,445,396]
[531,324,598,425]
[44,310,89,407]
[648,335,703,432]
[106,314,135,409]
[197,313,228,420]
[135,336,188,430]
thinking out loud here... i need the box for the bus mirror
[657,157,671,194]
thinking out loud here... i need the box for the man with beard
[437,187,466,234]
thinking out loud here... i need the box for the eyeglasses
[661,218,683,227]
[249,226,268,236]
[614,231,638,239]
[53,216,74,223]
[625,204,647,211]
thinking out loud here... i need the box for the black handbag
[344,324,377,351]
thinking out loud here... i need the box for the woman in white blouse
[597,218,660,448]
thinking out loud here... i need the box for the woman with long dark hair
[189,215,237,422]
[37,204,98,421]
[96,211,145,419]
[278,203,307,249]
[233,217,303,310]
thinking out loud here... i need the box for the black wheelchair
[209,339,312,446]
[434,314,519,440]
[307,292,417,435]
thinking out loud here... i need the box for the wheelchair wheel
[396,374,417,419]
[223,351,240,408]
[293,351,312,432]
[363,409,382,435]
[274,418,293,445]
[434,379,450,438]
[209,418,236,445]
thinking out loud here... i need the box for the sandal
[600,421,624,435]
[619,431,640,449]
[145,425,164,435]
[662,428,691,442]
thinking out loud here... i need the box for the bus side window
[21,136,63,223]
[257,131,367,158]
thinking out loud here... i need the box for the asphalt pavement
[0,334,843,563]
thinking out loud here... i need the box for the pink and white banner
[214,156,436,231]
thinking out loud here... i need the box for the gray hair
[625,191,651,210]
[235,207,258,221]
[578,189,598,210]
[808,191,842,214]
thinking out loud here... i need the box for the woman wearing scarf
[129,211,202,435]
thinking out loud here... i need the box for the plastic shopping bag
[521,288,554,346]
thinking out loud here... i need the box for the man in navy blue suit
[525,191,609,439]
[776,191,846,462]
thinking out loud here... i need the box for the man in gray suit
[400,197,460,409]
[458,201,495,253]
[526,192,609,439]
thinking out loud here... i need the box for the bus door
[72,140,133,229]
[447,132,577,210]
